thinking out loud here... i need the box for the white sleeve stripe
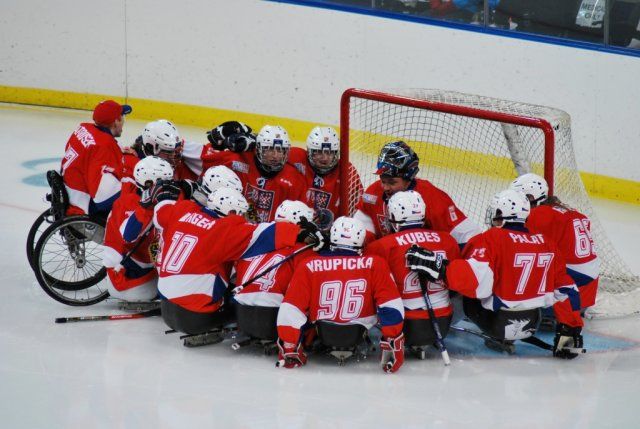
[243,222,272,254]
[467,258,494,299]
[567,258,600,278]
[450,218,483,245]
[94,172,121,204]
[354,209,376,234]
[102,245,122,268]
[276,302,307,329]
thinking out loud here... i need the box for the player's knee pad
[315,321,367,350]
[403,316,452,347]
[235,303,278,341]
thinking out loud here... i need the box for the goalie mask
[200,165,243,196]
[274,200,314,225]
[256,125,290,174]
[306,126,340,175]
[207,187,249,217]
[141,120,183,166]
[330,216,366,254]
[387,190,426,232]
[510,173,549,207]
[486,189,530,227]
[133,156,174,190]
[375,141,419,182]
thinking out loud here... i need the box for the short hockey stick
[119,221,155,266]
[232,244,314,294]
[55,308,160,324]
[450,324,556,352]
[418,274,451,366]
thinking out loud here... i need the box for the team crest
[376,214,392,236]
[307,188,332,210]
[246,184,275,222]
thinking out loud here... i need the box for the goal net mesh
[340,88,639,318]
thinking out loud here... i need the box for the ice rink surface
[1,104,640,429]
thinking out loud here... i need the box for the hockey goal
[339,88,640,318]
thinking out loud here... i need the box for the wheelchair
[27,170,109,306]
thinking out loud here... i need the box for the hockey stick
[450,324,555,352]
[418,274,451,366]
[55,308,160,324]
[120,221,155,266]
[232,244,314,294]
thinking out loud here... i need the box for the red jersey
[288,147,363,218]
[234,243,309,307]
[446,224,582,327]
[201,151,307,222]
[277,251,404,344]
[354,178,481,244]
[153,199,300,313]
[103,186,156,292]
[121,141,200,181]
[367,227,461,319]
[526,204,599,287]
[61,123,124,215]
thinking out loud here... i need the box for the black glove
[224,133,256,153]
[553,323,585,359]
[207,121,252,150]
[178,179,197,200]
[405,244,447,282]
[296,216,326,251]
[149,179,181,205]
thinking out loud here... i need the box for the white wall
[2,0,639,182]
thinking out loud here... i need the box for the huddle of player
[60,100,599,373]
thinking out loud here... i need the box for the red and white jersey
[277,251,404,344]
[234,243,309,307]
[367,227,461,319]
[201,151,307,222]
[61,123,124,215]
[153,199,300,313]
[288,147,364,218]
[103,187,157,292]
[526,204,599,287]
[354,178,481,244]
[446,224,582,326]
[122,140,202,181]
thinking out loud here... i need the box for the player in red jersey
[200,125,306,222]
[354,141,481,245]
[103,157,174,302]
[288,126,364,223]
[61,99,131,217]
[406,189,585,358]
[153,185,325,335]
[233,200,315,342]
[511,173,599,322]
[367,190,461,356]
[276,216,405,373]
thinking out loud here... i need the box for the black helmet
[375,141,419,181]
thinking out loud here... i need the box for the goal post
[339,88,640,318]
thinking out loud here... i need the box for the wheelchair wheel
[33,215,109,306]
[26,209,56,272]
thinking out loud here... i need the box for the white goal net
[339,88,640,318]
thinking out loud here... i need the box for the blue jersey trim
[241,223,277,259]
[377,306,404,327]
[558,286,582,311]
[122,214,144,243]
[567,267,596,287]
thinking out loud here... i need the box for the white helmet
[330,216,366,253]
[141,120,183,162]
[201,165,243,195]
[256,125,290,173]
[306,126,340,175]
[274,200,314,224]
[207,187,249,217]
[486,189,530,227]
[510,173,549,206]
[387,190,426,231]
[133,156,174,189]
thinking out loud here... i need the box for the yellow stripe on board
[1,85,638,205]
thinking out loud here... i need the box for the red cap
[92,100,132,126]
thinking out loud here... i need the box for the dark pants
[235,304,279,341]
[463,298,541,341]
[315,321,367,350]
[161,300,233,335]
[403,316,452,347]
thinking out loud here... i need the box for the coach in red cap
[60,99,133,217]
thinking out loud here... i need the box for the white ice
[1,104,639,429]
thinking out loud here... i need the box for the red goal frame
[338,88,556,217]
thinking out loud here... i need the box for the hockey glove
[553,323,585,359]
[405,245,447,282]
[380,333,405,373]
[207,121,253,150]
[297,216,326,251]
[178,179,197,200]
[224,133,256,153]
[276,339,307,369]
[149,180,181,205]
